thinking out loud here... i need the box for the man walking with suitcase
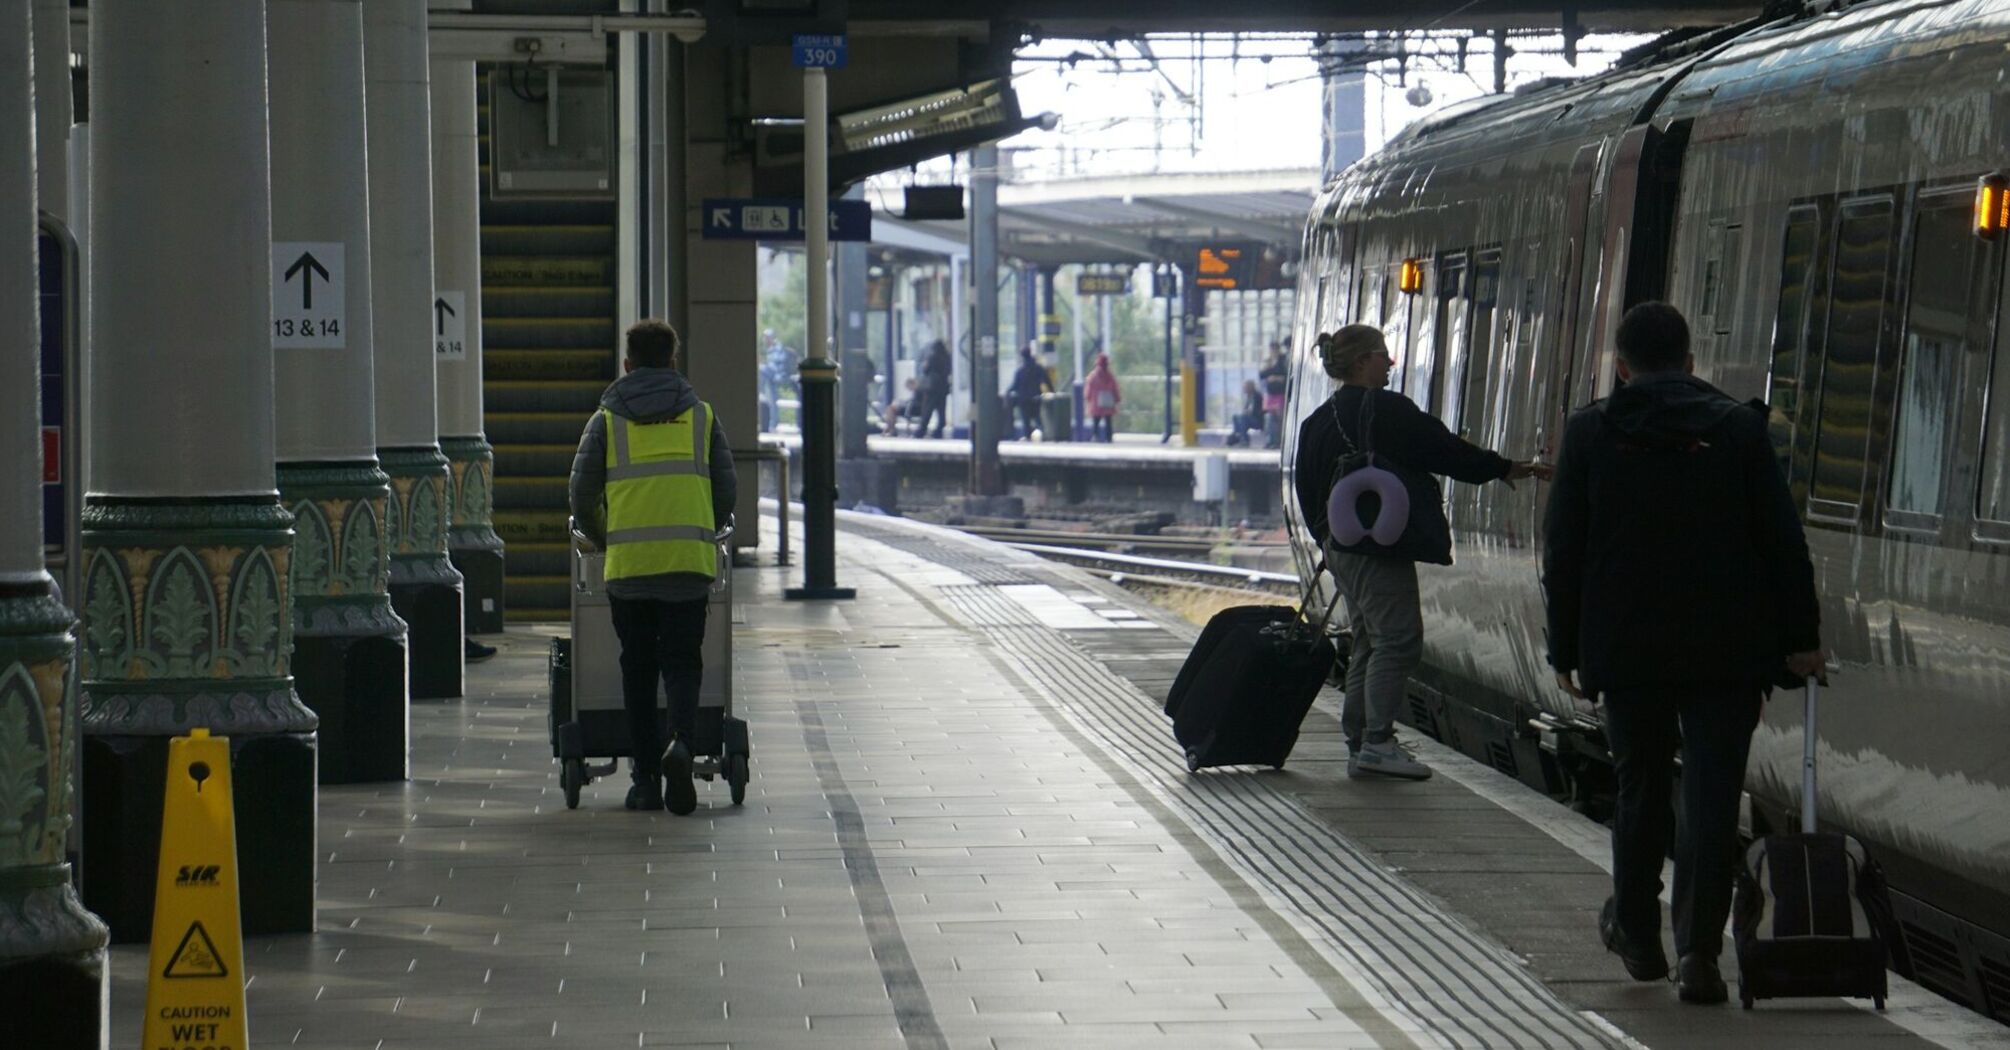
[570,320,737,815]
[1542,302,1822,1003]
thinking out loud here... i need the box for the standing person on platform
[1084,352,1121,443]
[1543,302,1822,1005]
[1259,342,1290,449]
[921,339,954,438]
[1010,345,1054,440]
[1294,324,1548,780]
[569,320,737,815]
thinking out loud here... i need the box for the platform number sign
[434,291,467,360]
[272,242,345,349]
[791,34,847,69]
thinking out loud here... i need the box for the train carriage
[1285,0,2010,1018]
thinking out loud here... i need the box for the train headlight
[1399,258,1424,295]
[1976,173,2008,240]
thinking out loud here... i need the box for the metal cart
[549,519,750,809]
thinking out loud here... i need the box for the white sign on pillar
[272,242,347,349]
[433,291,467,360]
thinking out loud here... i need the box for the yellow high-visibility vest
[601,403,716,581]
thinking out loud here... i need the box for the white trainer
[1351,739,1432,781]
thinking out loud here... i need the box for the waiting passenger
[1294,324,1548,780]
[1542,301,1823,1005]
[920,340,953,438]
[1010,345,1054,440]
[1084,352,1120,442]
[569,320,737,815]
[1259,344,1290,449]
[1228,379,1264,446]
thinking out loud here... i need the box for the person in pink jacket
[1084,353,1120,442]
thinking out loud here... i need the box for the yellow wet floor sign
[142,728,249,1050]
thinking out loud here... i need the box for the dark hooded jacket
[1541,371,1819,693]
[1294,385,1512,566]
[569,367,738,601]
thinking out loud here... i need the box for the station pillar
[366,0,464,699]
[968,144,1004,497]
[0,4,109,1041]
[270,0,410,784]
[80,0,319,940]
[431,52,505,634]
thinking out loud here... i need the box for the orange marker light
[1976,173,2008,241]
[1399,258,1424,295]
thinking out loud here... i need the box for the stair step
[486,349,613,382]
[490,411,600,444]
[482,224,616,255]
[484,316,616,350]
[494,476,568,509]
[494,443,580,476]
[507,577,570,615]
[485,380,605,413]
[482,255,613,287]
[496,509,571,545]
[505,607,568,623]
[484,285,615,318]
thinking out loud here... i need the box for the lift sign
[792,33,847,69]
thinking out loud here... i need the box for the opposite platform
[102,512,2005,1050]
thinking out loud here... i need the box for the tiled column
[271,0,410,783]
[430,50,504,633]
[0,3,109,1042]
[79,0,319,940]
[366,0,464,698]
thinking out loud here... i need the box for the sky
[867,29,1653,190]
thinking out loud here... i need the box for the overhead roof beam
[1132,197,1300,245]
[1002,210,1163,263]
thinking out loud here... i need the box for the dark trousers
[922,390,948,437]
[609,595,708,779]
[1600,685,1762,958]
[1014,399,1041,439]
[1090,416,1113,442]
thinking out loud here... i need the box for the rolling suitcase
[1164,566,1341,772]
[1732,677,1895,1009]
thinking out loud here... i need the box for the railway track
[1000,540,1302,599]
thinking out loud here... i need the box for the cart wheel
[561,759,585,810]
[726,753,749,805]
[1184,749,1202,774]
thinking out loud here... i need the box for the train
[1282,0,2010,1022]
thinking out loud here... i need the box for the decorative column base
[76,497,319,941]
[442,435,505,634]
[0,582,109,1049]
[281,462,411,784]
[82,732,317,941]
[381,448,464,700]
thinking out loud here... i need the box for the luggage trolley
[549,518,751,809]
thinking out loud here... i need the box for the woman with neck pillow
[1293,324,1550,780]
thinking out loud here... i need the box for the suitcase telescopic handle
[1801,676,1819,835]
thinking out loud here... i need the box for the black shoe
[1677,953,1728,1004]
[1599,897,1670,981]
[624,776,663,811]
[662,739,697,815]
[465,637,497,662]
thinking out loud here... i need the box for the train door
[1581,119,1693,404]
[1430,252,1469,422]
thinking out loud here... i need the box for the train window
[1429,254,1468,419]
[1717,225,1744,336]
[1808,196,1896,522]
[1700,220,1726,321]
[1768,206,1822,477]
[1451,249,1501,437]
[1886,192,1983,524]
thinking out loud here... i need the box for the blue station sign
[701,198,872,242]
[791,34,847,70]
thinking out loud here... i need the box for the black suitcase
[1732,678,1896,1009]
[1164,573,1340,772]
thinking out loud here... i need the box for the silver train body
[1283,0,2010,1015]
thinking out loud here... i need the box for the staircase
[478,81,618,621]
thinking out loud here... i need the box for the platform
[104,513,2004,1049]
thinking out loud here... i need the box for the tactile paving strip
[935,582,1624,1050]
[831,517,1038,585]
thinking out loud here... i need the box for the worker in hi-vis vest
[569,320,738,814]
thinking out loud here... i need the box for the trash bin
[1040,392,1071,442]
